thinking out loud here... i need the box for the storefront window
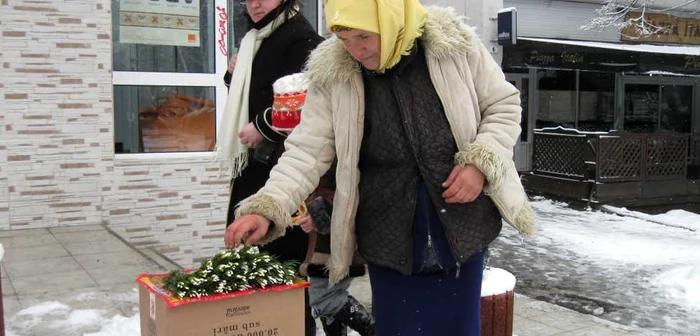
[624,84,659,133]
[112,1,216,73]
[300,0,319,31]
[578,72,615,132]
[624,82,694,134]
[537,70,577,129]
[660,84,692,133]
[114,86,216,154]
[113,0,322,154]
[228,0,319,51]
[112,0,220,154]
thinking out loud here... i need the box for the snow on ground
[489,197,700,335]
[4,287,139,336]
[653,264,700,311]
[83,314,141,336]
[9,303,129,335]
[528,199,698,266]
[6,196,699,335]
[602,205,700,232]
[6,296,360,336]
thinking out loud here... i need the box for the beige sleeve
[235,85,336,245]
[456,39,522,190]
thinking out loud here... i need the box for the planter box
[137,273,308,336]
[481,268,516,336]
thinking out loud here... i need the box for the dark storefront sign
[503,40,700,75]
[498,8,517,46]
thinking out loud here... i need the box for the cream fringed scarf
[215,9,294,177]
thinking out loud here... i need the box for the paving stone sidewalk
[0,225,648,335]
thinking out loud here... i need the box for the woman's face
[246,0,283,23]
[335,29,381,71]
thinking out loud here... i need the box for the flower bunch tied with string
[163,245,298,299]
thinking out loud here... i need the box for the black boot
[335,295,375,336]
[321,317,347,336]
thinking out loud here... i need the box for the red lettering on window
[216,6,228,57]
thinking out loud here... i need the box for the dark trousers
[304,290,317,336]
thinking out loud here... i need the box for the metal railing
[532,127,689,183]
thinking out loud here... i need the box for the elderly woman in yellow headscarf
[226,0,535,334]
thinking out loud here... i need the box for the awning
[503,37,700,75]
[519,37,700,56]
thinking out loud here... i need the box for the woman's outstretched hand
[225,214,271,247]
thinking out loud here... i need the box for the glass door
[506,73,532,171]
[623,82,693,134]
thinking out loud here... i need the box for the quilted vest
[356,42,503,275]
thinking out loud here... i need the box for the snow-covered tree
[582,0,700,38]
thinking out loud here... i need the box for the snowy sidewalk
[0,225,644,335]
[0,225,163,335]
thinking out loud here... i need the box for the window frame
[112,0,326,159]
[112,0,230,159]
[618,75,697,132]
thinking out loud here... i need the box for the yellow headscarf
[325,0,428,72]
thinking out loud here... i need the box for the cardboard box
[137,274,308,336]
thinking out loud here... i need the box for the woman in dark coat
[217,1,322,335]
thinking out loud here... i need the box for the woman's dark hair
[240,0,301,30]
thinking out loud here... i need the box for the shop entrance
[506,73,534,171]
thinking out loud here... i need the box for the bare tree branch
[581,0,700,38]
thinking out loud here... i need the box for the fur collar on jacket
[305,6,477,87]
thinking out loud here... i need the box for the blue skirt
[367,249,485,336]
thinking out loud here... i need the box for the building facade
[4,0,696,267]
[1,0,325,267]
[503,0,700,204]
[1,0,507,268]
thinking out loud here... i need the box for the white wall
[1,1,113,230]
[504,0,621,42]
[425,0,504,63]
[0,0,230,269]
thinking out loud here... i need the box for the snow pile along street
[489,197,700,335]
[653,264,700,312]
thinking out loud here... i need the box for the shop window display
[624,83,693,134]
[537,70,577,129]
[114,86,216,153]
[577,72,615,132]
[112,0,320,154]
[537,70,615,132]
